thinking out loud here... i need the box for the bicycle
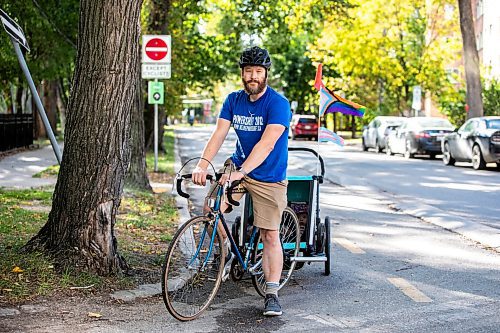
[161,171,300,321]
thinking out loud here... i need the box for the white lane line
[295,312,350,328]
[388,277,433,303]
[334,237,366,254]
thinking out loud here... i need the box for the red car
[289,115,318,140]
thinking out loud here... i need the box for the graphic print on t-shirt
[232,114,264,132]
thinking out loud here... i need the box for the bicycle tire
[161,215,224,321]
[324,216,331,276]
[251,207,300,297]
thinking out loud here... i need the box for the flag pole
[316,114,321,177]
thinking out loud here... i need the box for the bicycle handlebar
[226,180,243,207]
[175,174,214,199]
[176,174,244,207]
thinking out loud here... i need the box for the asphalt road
[169,126,500,332]
[2,125,499,332]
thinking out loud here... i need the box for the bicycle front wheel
[161,215,224,321]
[251,207,300,297]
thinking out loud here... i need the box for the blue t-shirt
[219,86,291,182]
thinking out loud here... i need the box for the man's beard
[242,78,267,95]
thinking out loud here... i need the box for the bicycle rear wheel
[161,215,224,321]
[251,207,300,297]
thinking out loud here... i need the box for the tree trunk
[126,60,152,191]
[351,115,356,139]
[24,0,143,275]
[458,0,483,119]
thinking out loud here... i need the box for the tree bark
[24,0,143,275]
[458,0,483,119]
[126,60,152,190]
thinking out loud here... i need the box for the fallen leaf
[12,266,24,273]
[88,312,102,318]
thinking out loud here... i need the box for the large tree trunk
[458,0,483,119]
[126,60,152,190]
[24,0,143,275]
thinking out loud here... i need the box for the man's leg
[244,177,287,316]
[261,228,283,316]
[260,228,283,284]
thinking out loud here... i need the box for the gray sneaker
[263,294,282,316]
[221,252,234,282]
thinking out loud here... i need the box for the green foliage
[483,79,500,117]
[308,0,462,123]
[0,1,78,92]
[437,86,466,127]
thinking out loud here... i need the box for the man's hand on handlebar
[192,165,209,186]
[218,170,245,185]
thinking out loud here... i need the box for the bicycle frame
[190,181,260,273]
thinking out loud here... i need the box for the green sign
[148,81,164,104]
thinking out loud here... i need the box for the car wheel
[472,145,486,170]
[386,145,392,156]
[362,139,368,151]
[404,140,414,159]
[442,142,455,166]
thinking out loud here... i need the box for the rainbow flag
[314,64,366,118]
[319,127,344,147]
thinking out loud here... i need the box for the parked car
[362,116,405,153]
[289,114,318,140]
[441,116,500,170]
[386,117,454,159]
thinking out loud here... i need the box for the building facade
[471,0,500,80]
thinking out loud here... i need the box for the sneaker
[221,251,234,282]
[263,294,282,316]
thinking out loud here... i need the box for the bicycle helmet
[239,46,272,69]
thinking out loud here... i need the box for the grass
[146,126,176,174]
[0,187,178,305]
[0,128,179,305]
[32,164,60,178]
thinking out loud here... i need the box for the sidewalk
[0,145,59,189]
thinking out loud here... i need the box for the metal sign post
[412,85,422,117]
[142,35,171,172]
[148,80,164,172]
[1,9,62,164]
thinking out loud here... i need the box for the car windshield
[415,118,453,128]
[486,119,500,129]
[298,118,317,124]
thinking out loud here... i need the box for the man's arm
[227,124,286,181]
[192,118,231,185]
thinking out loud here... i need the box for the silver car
[442,116,500,170]
[362,116,404,153]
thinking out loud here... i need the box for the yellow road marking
[388,277,432,303]
[333,238,365,254]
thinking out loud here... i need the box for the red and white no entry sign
[142,35,171,64]
[146,38,168,61]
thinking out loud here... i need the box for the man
[192,46,291,316]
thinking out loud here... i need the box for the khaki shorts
[207,159,288,231]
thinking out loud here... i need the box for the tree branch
[31,0,77,49]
